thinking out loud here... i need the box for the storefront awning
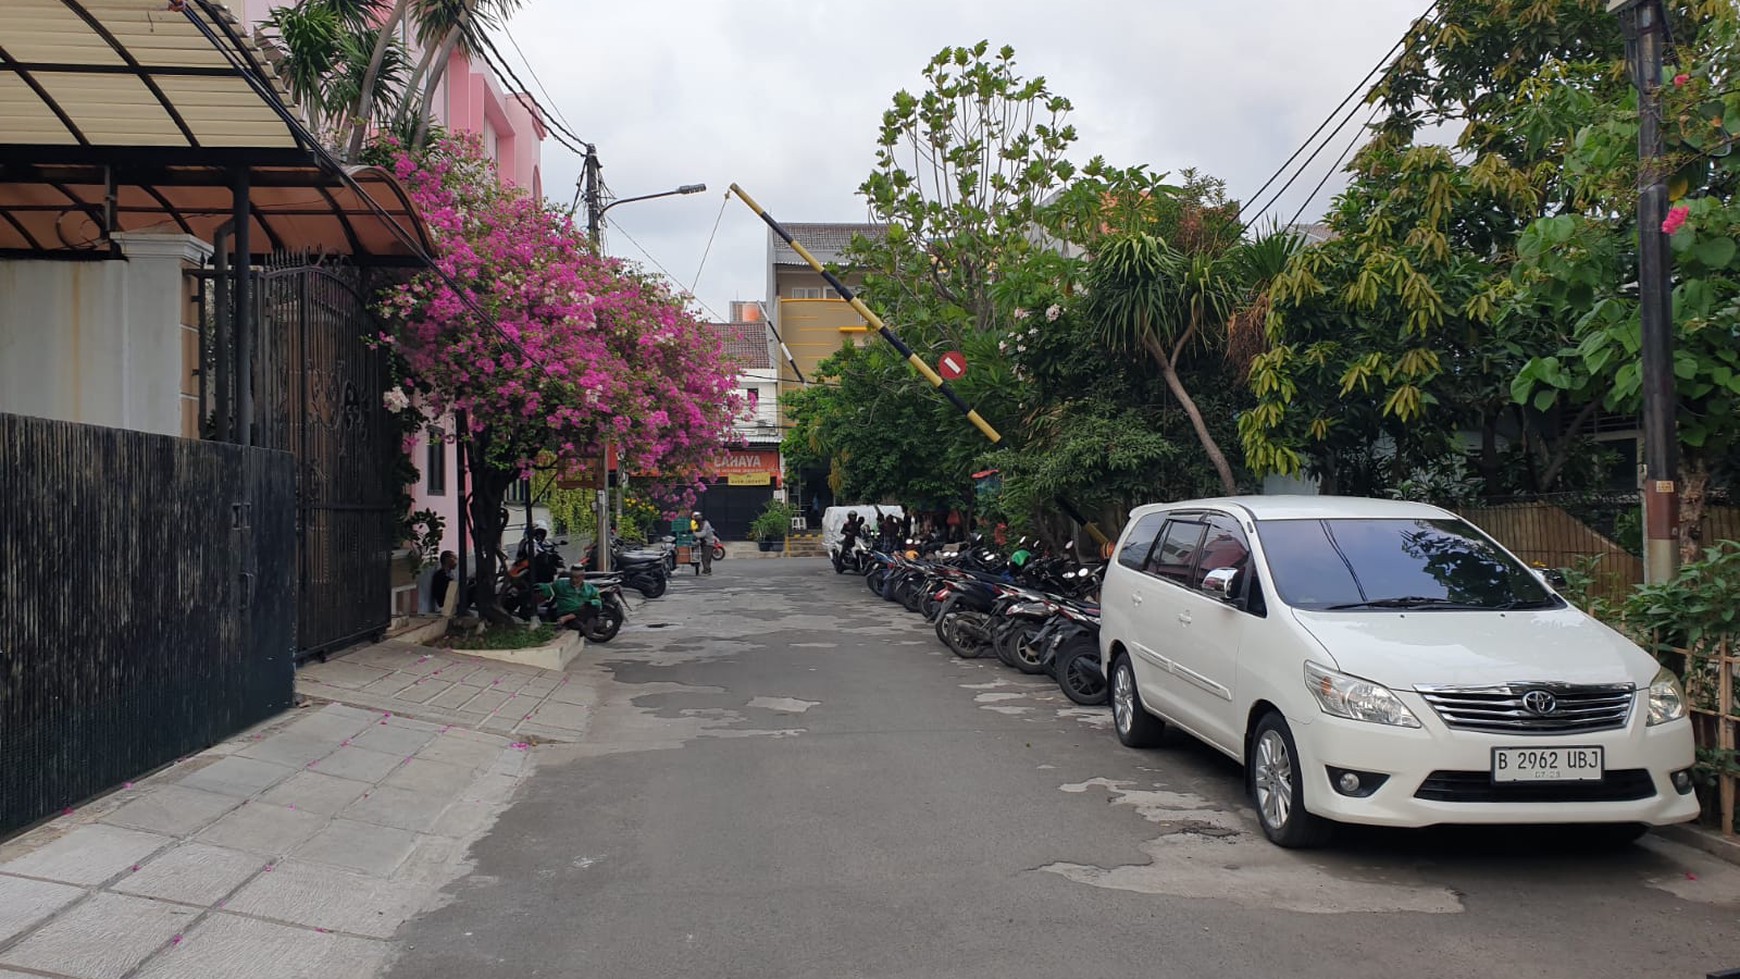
[0,0,434,263]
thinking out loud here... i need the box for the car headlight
[1646,666,1688,726]
[1304,662,1421,728]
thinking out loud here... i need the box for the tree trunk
[1678,457,1713,565]
[1538,401,1598,491]
[1144,336,1238,494]
[412,27,464,147]
[466,452,517,625]
[1478,414,1500,498]
[345,0,409,162]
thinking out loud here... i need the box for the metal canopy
[0,162,432,263]
[0,0,434,262]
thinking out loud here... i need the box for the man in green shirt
[541,567,601,630]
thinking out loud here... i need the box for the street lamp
[577,144,706,572]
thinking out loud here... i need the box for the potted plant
[750,501,796,551]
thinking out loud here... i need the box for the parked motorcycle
[1034,603,1105,705]
[553,572,627,643]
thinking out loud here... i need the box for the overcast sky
[495,0,1433,323]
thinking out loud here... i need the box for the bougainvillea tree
[382,134,739,616]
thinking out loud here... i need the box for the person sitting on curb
[540,566,601,631]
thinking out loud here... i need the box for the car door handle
[1177,611,1192,625]
[1131,593,1143,605]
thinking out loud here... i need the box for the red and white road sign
[938,350,967,381]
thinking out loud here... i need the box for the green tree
[1241,0,1657,497]
[1511,6,1740,558]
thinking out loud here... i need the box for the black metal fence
[0,413,296,837]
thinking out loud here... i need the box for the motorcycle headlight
[1646,666,1688,726]
[1304,662,1421,728]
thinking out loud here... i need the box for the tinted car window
[1193,514,1252,589]
[1147,520,1207,587]
[1116,513,1166,571]
[1258,517,1560,611]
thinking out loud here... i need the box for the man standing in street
[692,510,717,575]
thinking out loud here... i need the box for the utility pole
[1613,0,1679,583]
[575,150,705,571]
[582,144,613,573]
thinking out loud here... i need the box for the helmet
[905,550,919,560]
[534,519,549,532]
[848,511,859,519]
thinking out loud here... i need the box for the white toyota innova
[1099,496,1699,847]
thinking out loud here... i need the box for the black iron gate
[254,260,396,661]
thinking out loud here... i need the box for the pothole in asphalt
[644,623,674,629]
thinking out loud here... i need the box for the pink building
[244,2,549,612]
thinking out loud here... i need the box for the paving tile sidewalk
[296,641,595,743]
[0,700,534,979]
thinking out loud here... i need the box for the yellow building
[764,222,887,517]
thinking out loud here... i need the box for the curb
[1655,822,1740,866]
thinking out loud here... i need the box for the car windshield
[1257,517,1561,612]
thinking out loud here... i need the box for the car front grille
[1414,683,1634,735]
[1414,770,1656,804]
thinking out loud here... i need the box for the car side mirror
[1534,568,1568,590]
[1202,566,1243,605]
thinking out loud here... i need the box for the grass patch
[442,622,557,650]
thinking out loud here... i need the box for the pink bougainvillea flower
[1673,73,1690,86]
[1662,205,1690,235]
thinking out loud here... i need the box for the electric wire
[464,26,590,156]
[1241,0,1439,224]
[690,191,729,294]
[604,214,732,325]
[1286,104,1382,230]
[494,24,583,141]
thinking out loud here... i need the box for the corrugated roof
[2,0,300,152]
[771,222,888,267]
[709,321,771,371]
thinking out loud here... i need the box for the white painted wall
[0,234,210,437]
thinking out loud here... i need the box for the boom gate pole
[728,183,1001,444]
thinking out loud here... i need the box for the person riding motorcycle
[516,520,563,584]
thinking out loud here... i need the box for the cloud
[499,0,1432,320]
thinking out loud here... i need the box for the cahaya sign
[715,450,779,486]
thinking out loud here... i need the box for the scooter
[1034,603,1105,705]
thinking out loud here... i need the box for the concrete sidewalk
[296,641,594,742]
[0,679,544,977]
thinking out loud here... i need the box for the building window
[790,286,824,299]
[426,440,446,496]
[745,389,760,413]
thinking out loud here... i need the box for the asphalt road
[387,558,1740,979]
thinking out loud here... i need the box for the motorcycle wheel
[899,578,925,613]
[921,590,944,622]
[990,619,1020,668]
[882,574,906,604]
[583,606,623,643]
[1057,640,1107,706]
[865,570,886,595]
[712,543,727,562]
[1010,623,1048,675]
[637,576,667,599]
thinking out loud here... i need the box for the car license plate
[1491,746,1604,783]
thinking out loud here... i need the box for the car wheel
[1110,654,1166,748]
[1250,712,1333,848]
